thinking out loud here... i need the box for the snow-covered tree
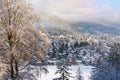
[0,0,50,80]
[55,59,72,80]
[107,43,120,69]
[0,60,7,80]
[91,43,120,80]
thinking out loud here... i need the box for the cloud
[31,0,120,23]
[31,0,96,12]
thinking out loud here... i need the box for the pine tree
[55,59,72,80]
[91,43,120,80]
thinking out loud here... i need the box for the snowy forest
[0,0,120,80]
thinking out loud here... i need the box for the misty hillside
[36,14,74,35]
[36,14,120,35]
[37,13,71,29]
[70,22,120,35]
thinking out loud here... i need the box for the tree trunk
[10,59,15,80]
[15,61,19,79]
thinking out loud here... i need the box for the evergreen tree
[91,43,120,80]
[59,43,65,53]
[74,41,79,48]
[107,43,120,69]
[55,59,72,80]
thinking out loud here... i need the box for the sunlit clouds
[31,0,120,22]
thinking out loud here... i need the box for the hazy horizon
[31,0,120,23]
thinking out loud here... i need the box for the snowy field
[39,65,93,80]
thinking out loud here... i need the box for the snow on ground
[38,65,93,80]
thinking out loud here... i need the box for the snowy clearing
[38,65,93,80]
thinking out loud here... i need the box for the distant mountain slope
[70,22,120,35]
[36,13,120,35]
[36,14,74,35]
